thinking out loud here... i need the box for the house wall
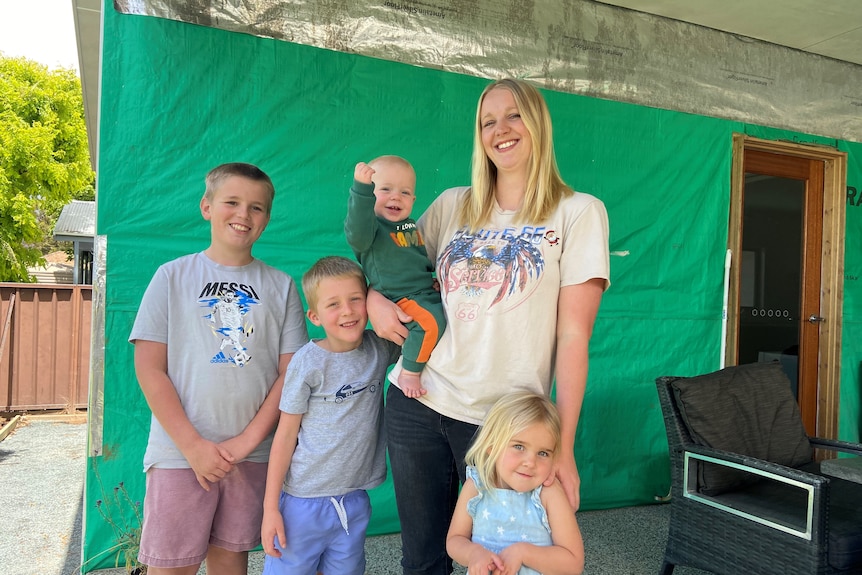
[82,5,862,570]
[26,265,74,284]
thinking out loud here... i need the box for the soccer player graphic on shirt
[204,289,255,367]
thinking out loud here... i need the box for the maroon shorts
[138,461,267,568]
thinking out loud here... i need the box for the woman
[370,78,609,575]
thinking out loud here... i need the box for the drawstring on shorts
[329,496,350,534]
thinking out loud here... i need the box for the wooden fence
[0,283,91,412]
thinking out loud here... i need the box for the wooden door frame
[743,149,822,434]
[727,134,846,440]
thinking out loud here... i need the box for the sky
[0,0,80,73]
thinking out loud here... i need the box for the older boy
[344,156,445,398]
[261,256,401,575]
[130,162,309,574]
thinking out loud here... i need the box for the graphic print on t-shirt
[438,226,546,316]
[198,283,261,367]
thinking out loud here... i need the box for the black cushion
[670,362,812,495]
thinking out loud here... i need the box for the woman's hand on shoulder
[556,453,581,511]
[540,452,580,510]
[366,288,411,344]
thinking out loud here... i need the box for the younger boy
[261,256,401,575]
[344,155,445,398]
[130,162,309,574]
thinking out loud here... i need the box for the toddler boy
[344,155,445,398]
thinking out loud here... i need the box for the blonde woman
[368,78,609,575]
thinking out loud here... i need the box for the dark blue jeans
[385,385,479,575]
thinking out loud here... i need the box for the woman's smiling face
[480,87,533,176]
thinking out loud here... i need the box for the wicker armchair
[656,362,862,574]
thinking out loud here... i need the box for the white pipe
[720,249,732,369]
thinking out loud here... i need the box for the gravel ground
[0,416,87,575]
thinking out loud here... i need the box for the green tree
[0,55,94,282]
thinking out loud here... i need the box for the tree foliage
[0,55,94,282]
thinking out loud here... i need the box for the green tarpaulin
[83,5,862,571]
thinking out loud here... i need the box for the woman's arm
[552,278,605,510]
[446,479,504,574]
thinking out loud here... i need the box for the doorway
[726,135,846,439]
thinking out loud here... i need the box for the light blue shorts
[262,489,371,575]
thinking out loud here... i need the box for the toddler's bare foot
[398,370,426,398]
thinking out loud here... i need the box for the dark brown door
[738,149,823,435]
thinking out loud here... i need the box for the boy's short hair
[204,162,276,213]
[302,256,367,310]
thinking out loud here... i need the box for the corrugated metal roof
[53,200,95,239]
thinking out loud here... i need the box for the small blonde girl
[446,391,584,575]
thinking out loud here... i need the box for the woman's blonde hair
[461,78,572,230]
[466,391,562,489]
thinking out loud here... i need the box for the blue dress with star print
[466,465,553,575]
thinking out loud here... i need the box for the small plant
[85,464,147,574]
[95,481,146,574]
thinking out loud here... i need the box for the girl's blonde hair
[461,78,572,231]
[466,391,562,489]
